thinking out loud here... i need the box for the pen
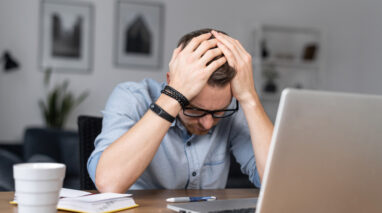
[166,196,216,202]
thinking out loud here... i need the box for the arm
[212,31,274,182]
[95,32,227,193]
[95,94,180,193]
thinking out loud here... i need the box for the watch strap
[149,103,175,123]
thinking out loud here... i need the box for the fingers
[200,48,223,65]
[212,30,242,61]
[205,56,227,74]
[233,39,248,56]
[217,41,236,67]
[170,46,181,63]
[183,32,212,53]
[193,39,218,58]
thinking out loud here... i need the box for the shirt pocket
[201,153,230,188]
[203,151,227,166]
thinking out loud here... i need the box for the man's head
[177,28,236,87]
[173,28,238,135]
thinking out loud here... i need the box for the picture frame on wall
[40,0,93,72]
[115,0,164,69]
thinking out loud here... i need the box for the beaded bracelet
[161,85,190,108]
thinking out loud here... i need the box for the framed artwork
[115,0,164,69]
[40,0,93,72]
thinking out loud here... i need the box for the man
[88,29,274,193]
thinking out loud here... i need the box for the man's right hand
[167,32,227,101]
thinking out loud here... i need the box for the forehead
[190,84,232,110]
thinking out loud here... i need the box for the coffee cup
[13,163,66,213]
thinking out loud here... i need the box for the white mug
[13,163,66,213]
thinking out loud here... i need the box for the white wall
[1,0,382,143]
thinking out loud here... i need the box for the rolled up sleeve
[87,80,156,185]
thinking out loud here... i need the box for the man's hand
[212,31,257,106]
[168,32,227,100]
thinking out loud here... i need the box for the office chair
[226,153,255,188]
[77,115,102,190]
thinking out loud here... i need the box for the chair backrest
[77,115,102,190]
[226,152,255,188]
[23,127,81,189]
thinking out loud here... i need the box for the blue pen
[166,196,216,202]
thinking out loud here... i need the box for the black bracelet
[149,103,175,123]
[161,85,190,108]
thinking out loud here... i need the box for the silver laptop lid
[256,89,382,213]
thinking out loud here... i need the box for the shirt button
[192,171,197,176]
[187,142,191,146]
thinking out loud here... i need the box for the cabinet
[252,25,322,121]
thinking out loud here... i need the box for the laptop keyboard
[208,207,256,213]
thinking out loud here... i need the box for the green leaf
[44,68,52,87]
[47,87,60,128]
[60,94,74,128]
[61,80,69,93]
[75,91,89,106]
[38,99,49,125]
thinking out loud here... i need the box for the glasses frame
[182,100,239,118]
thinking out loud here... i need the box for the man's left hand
[212,31,258,105]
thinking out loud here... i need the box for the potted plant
[38,68,89,129]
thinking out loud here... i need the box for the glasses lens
[212,110,235,118]
[183,109,206,117]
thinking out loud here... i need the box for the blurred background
[0,0,381,190]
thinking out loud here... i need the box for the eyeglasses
[182,100,239,118]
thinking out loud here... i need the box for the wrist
[149,103,175,123]
[155,94,182,118]
[237,91,260,109]
[161,85,190,108]
[239,93,269,122]
[167,83,193,100]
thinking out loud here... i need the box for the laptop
[167,88,382,213]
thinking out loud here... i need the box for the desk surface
[0,188,259,212]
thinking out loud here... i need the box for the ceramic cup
[13,163,66,213]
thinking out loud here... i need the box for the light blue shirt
[87,78,261,190]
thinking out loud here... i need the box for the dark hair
[177,28,236,87]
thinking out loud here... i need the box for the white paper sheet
[59,188,92,198]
